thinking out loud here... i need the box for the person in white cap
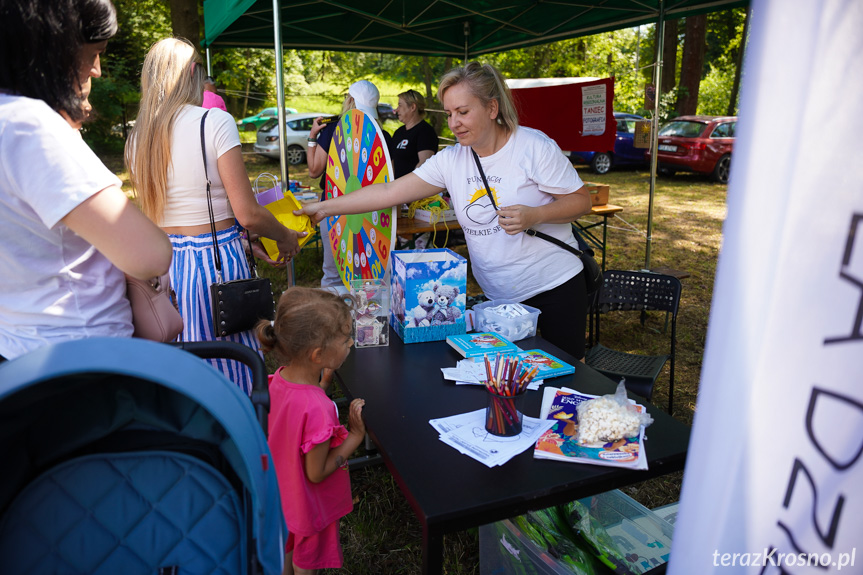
[346,79,380,121]
[306,80,393,289]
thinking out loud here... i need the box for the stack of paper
[441,359,543,390]
[429,409,555,467]
[533,387,648,470]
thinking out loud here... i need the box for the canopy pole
[463,21,469,62]
[272,0,294,286]
[206,46,212,76]
[272,0,289,190]
[645,0,665,270]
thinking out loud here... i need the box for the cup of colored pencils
[482,353,539,437]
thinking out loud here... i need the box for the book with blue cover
[445,332,520,358]
[517,349,576,380]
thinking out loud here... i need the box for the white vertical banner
[669,1,863,574]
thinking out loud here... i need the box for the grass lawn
[107,149,726,574]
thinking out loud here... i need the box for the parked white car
[254,112,326,164]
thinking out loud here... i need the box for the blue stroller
[0,338,286,575]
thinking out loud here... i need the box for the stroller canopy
[0,338,285,575]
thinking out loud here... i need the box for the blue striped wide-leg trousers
[168,226,263,395]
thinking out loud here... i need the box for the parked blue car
[570,112,648,174]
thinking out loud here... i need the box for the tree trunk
[661,18,678,96]
[727,8,750,116]
[677,14,706,116]
[168,0,199,49]
[242,75,251,118]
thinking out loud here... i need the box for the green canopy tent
[203,0,747,268]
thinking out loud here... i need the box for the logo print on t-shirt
[396,139,409,150]
[464,187,500,225]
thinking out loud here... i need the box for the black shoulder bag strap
[470,148,587,258]
[200,110,257,283]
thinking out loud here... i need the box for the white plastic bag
[576,381,654,445]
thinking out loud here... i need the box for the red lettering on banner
[377,239,388,260]
[380,212,390,228]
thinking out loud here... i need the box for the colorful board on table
[324,109,395,289]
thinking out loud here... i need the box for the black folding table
[335,335,690,574]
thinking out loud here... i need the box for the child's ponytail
[255,319,279,354]
[257,287,355,364]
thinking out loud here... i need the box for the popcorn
[576,395,643,444]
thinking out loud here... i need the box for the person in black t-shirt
[391,90,438,180]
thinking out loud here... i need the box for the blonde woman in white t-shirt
[126,38,304,393]
[300,62,592,359]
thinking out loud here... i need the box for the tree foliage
[83,3,747,150]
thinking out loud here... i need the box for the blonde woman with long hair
[300,62,592,360]
[126,37,303,393]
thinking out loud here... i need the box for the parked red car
[646,115,736,183]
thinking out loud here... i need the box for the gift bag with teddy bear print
[389,248,467,343]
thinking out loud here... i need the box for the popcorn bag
[576,382,654,445]
[389,248,467,343]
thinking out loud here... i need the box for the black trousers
[523,273,587,360]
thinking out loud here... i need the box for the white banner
[669,1,863,573]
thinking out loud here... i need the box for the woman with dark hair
[301,62,592,359]
[0,0,173,361]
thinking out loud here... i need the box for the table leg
[422,524,444,575]
[600,214,609,272]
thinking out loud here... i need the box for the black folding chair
[585,270,682,415]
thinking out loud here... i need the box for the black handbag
[199,111,275,337]
[470,149,603,299]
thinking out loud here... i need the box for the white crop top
[160,105,240,227]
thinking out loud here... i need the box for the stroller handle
[170,341,270,429]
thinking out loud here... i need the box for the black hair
[81,0,118,42]
[204,76,217,84]
[0,0,117,122]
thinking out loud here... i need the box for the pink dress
[267,370,352,536]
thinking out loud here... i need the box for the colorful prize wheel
[324,109,396,288]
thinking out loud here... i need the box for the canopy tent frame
[203,0,747,270]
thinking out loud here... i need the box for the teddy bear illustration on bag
[430,282,461,325]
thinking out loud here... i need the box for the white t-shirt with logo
[413,126,584,301]
[0,94,128,359]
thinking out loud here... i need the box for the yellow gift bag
[253,174,317,260]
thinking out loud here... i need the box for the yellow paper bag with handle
[253,174,317,261]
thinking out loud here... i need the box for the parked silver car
[254,112,326,164]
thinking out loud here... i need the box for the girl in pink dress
[256,287,366,574]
